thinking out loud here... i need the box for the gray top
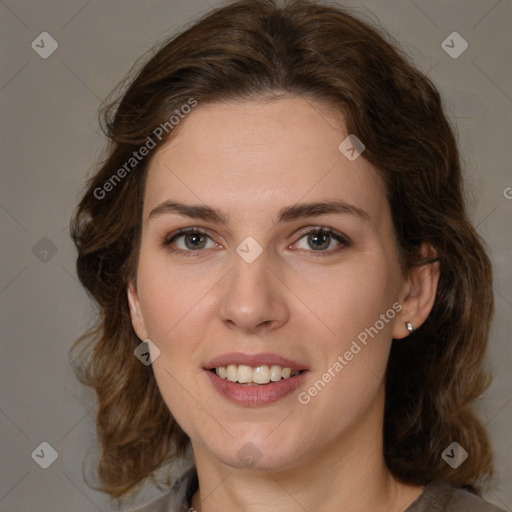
[130,468,506,512]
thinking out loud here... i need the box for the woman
[70,1,505,510]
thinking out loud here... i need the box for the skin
[127,95,440,512]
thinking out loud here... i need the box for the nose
[217,247,290,334]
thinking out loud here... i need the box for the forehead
[143,96,387,227]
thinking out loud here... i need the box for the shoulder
[449,487,507,512]
[407,481,507,512]
[127,467,198,512]
[127,492,173,512]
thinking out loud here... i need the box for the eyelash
[162,226,351,258]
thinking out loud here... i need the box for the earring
[405,321,414,334]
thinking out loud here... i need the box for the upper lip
[205,352,309,371]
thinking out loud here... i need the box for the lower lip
[205,370,308,407]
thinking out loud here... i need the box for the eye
[162,228,220,256]
[291,227,351,254]
[162,226,351,258]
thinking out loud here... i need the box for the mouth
[204,353,309,406]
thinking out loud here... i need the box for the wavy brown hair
[70,0,495,501]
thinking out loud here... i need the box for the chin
[211,434,304,472]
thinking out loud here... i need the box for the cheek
[134,248,216,384]
[301,257,399,348]
[135,255,211,435]
[135,248,217,344]
[297,256,399,414]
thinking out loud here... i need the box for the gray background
[1,1,511,511]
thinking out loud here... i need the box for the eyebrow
[148,199,371,225]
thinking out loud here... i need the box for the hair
[69,0,495,502]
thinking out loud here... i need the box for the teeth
[214,364,300,384]
[253,365,270,384]
[237,365,253,384]
[282,367,292,379]
[270,365,282,381]
[226,364,238,382]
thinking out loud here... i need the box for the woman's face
[128,96,414,471]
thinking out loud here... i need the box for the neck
[190,387,423,512]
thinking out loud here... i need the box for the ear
[127,278,149,341]
[392,243,440,340]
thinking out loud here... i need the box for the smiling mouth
[210,364,304,385]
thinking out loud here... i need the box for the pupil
[309,232,329,250]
